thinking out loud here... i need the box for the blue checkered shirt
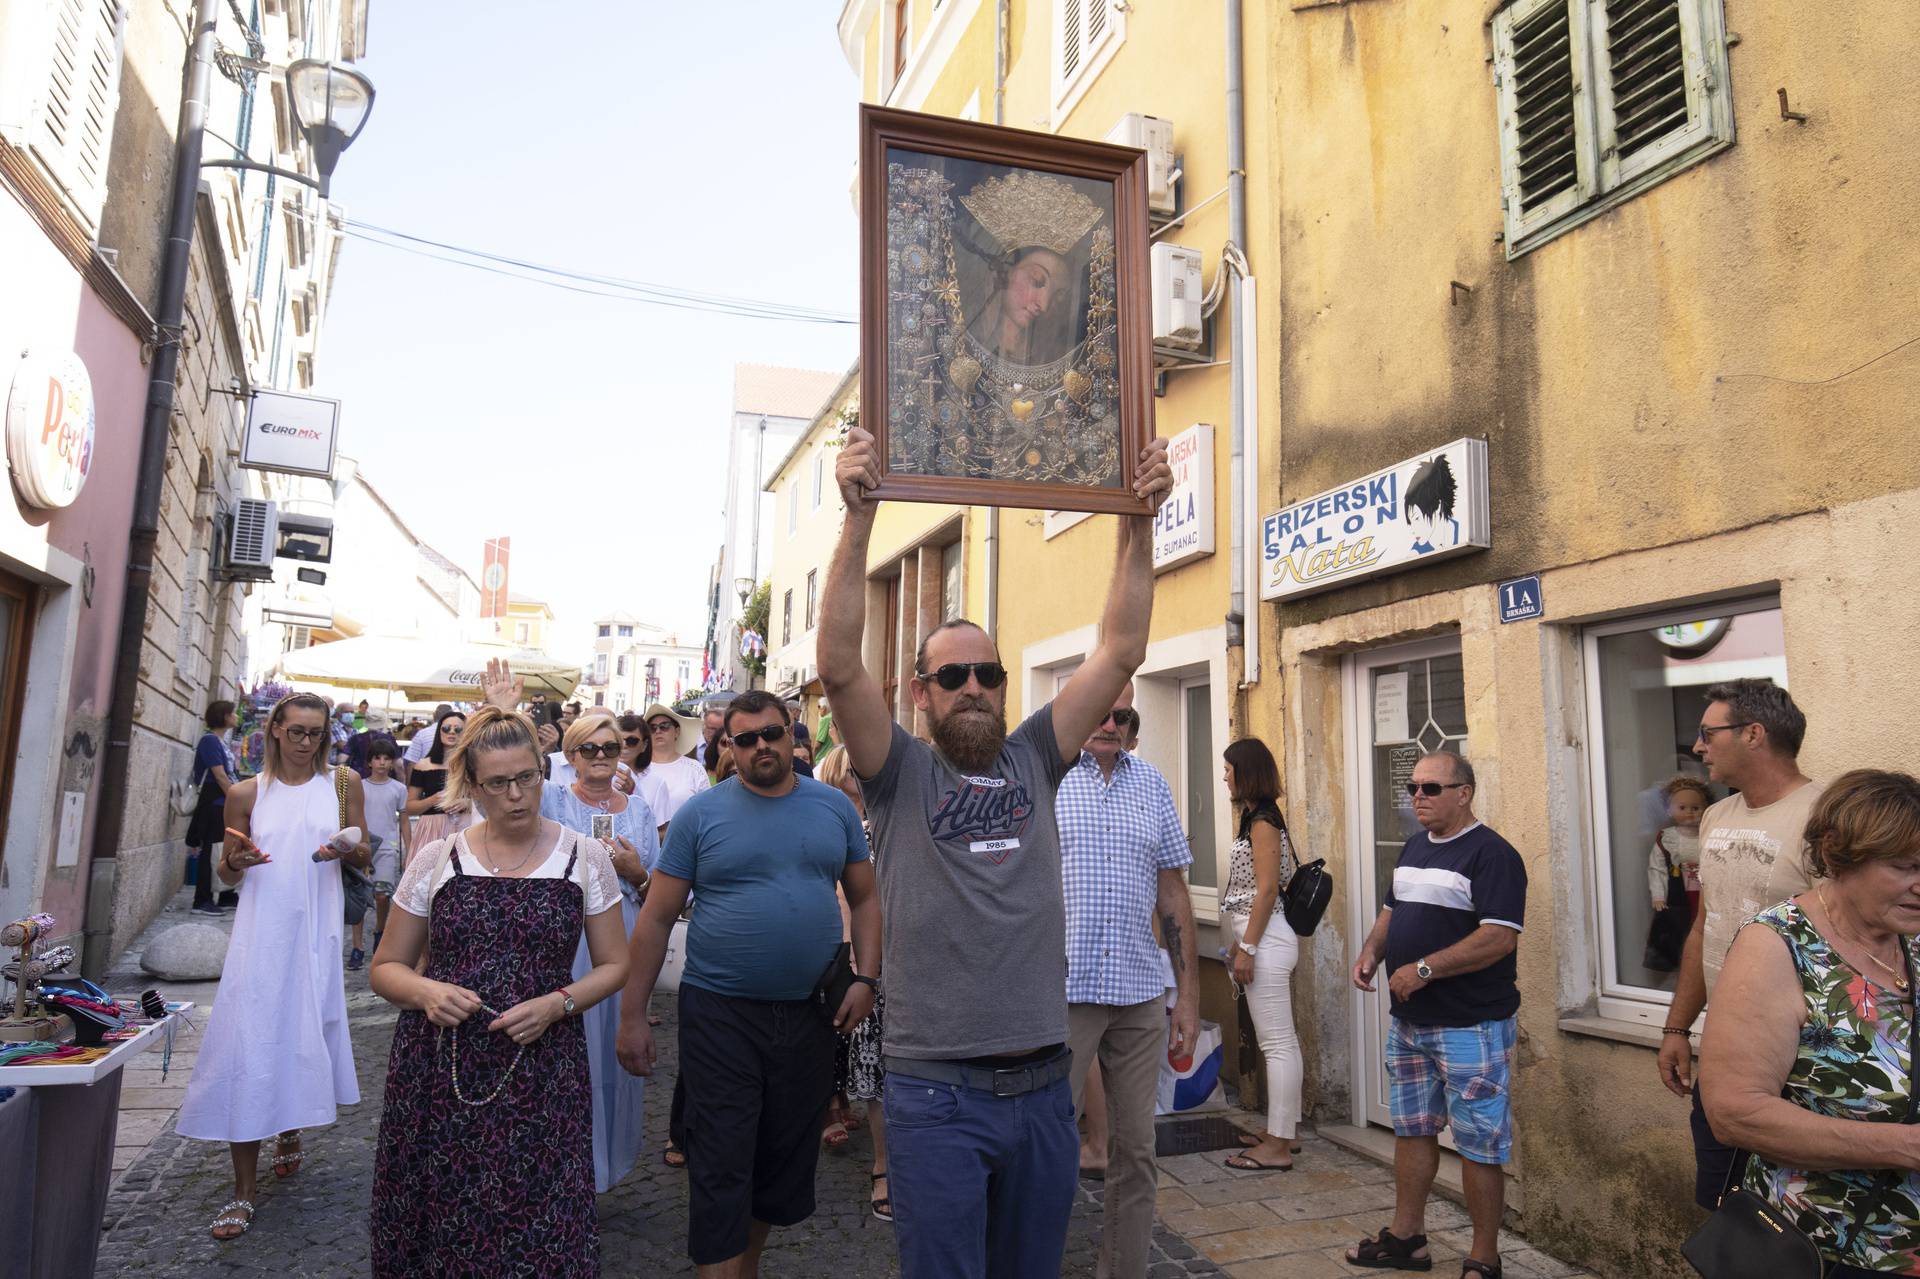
[1058,751,1193,1006]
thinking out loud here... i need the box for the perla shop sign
[5,349,95,510]
[1259,437,1489,602]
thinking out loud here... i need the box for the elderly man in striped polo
[1059,682,1199,1279]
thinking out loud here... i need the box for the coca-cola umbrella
[278,635,581,703]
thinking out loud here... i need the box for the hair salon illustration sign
[6,349,95,509]
[1259,438,1490,602]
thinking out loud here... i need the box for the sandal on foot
[1461,1261,1501,1278]
[1224,1152,1294,1172]
[210,1199,255,1240]
[270,1130,303,1179]
[1347,1228,1433,1271]
[870,1171,893,1222]
[821,1121,851,1154]
[1235,1130,1306,1153]
[663,1143,687,1168]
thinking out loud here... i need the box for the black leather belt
[884,1048,1073,1097]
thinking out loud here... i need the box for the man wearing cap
[643,702,713,826]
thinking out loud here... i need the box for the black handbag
[811,942,855,1027]
[1283,858,1333,936]
[1682,946,1919,1277]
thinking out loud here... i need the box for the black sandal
[1460,1261,1501,1278]
[870,1171,892,1222]
[1347,1227,1433,1271]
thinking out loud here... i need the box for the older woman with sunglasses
[540,713,660,1193]
[639,701,710,826]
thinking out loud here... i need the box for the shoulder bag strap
[334,765,352,829]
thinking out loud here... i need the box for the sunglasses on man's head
[1405,781,1470,797]
[917,661,1008,691]
[730,724,788,749]
[572,742,621,759]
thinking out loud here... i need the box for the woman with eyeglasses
[178,692,371,1241]
[1219,736,1305,1173]
[369,705,629,1276]
[639,701,711,826]
[538,713,660,1193]
[404,710,469,858]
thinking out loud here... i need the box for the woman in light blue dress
[541,713,659,1193]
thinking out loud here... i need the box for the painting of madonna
[882,148,1125,493]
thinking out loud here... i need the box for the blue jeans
[885,1070,1080,1278]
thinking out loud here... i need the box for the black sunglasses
[730,724,789,749]
[917,661,1008,691]
[1406,781,1470,798]
[572,742,621,759]
[622,735,643,746]
[1102,708,1139,729]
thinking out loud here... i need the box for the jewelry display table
[0,1006,192,1279]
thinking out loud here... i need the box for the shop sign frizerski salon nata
[1152,423,1214,572]
[6,349,95,509]
[240,390,341,479]
[1260,437,1489,602]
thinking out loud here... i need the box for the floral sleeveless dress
[1741,899,1920,1274]
[370,837,596,1276]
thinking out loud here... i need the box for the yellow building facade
[839,2,1917,1274]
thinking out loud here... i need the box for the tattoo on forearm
[1162,913,1187,976]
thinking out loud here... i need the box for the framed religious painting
[859,105,1154,515]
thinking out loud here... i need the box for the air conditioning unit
[1106,113,1179,218]
[227,499,278,571]
[1151,242,1205,350]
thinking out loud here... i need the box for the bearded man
[818,425,1174,1279]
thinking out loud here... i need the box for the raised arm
[1050,439,1173,763]
[818,425,898,779]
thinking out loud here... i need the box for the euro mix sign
[1260,438,1490,602]
[240,390,341,479]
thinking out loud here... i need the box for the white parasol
[278,635,582,703]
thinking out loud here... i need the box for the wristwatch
[1236,940,1258,957]
[554,987,577,1017]
[1415,958,1435,982]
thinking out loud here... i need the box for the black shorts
[679,982,837,1266]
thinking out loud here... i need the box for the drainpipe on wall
[84,0,221,975]
[1224,0,1261,691]
[984,0,1009,642]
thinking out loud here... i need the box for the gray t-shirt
[861,704,1072,1060]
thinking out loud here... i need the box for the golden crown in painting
[960,170,1104,258]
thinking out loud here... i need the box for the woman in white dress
[638,702,710,825]
[177,691,371,1240]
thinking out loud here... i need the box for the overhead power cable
[339,218,856,326]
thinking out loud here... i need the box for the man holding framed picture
[818,423,1172,1278]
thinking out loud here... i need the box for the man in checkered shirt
[1058,683,1199,1279]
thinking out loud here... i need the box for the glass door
[1344,638,1468,1131]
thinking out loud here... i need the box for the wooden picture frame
[859,104,1154,515]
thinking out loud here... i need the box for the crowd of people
[167,426,1920,1279]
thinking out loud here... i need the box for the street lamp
[285,60,376,197]
[202,59,376,197]
[734,577,753,609]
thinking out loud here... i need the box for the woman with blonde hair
[540,711,659,1193]
[369,705,630,1275]
[179,691,370,1240]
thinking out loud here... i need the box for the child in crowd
[355,740,408,967]
[1648,774,1710,918]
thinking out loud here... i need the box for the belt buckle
[991,1066,1029,1097]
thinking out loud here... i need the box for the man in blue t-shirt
[1348,750,1526,1279]
[614,690,878,1278]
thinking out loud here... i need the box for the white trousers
[1229,911,1303,1139]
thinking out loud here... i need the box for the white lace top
[392,824,621,918]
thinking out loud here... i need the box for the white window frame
[811,453,823,510]
[786,482,798,535]
[1492,0,1734,258]
[0,0,130,234]
[1580,594,1784,1027]
[1052,0,1126,125]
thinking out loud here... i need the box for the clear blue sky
[321,1,860,658]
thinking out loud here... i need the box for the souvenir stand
[0,914,190,1278]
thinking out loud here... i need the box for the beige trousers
[1068,997,1167,1279]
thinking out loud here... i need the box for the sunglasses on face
[917,661,1008,691]
[1406,781,1470,798]
[478,768,543,796]
[730,724,789,749]
[1101,709,1139,729]
[1696,721,1753,742]
[572,742,621,759]
[648,722,677,734]
[280,726,326,743]
[623,735,643,747]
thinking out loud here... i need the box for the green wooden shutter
[1494,0,1597,247]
